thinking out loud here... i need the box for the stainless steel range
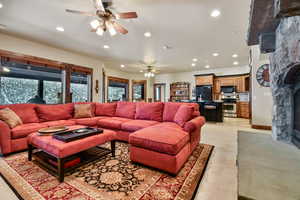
[221,86,238,118]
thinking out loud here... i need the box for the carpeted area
[238,131,300,200]
[0,142,213,200]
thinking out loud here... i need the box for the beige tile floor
[194,118,270,200]
[0,118,267,200]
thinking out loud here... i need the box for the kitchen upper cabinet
[214,75,250,93]
[214,79,221,93]
[195,75,214,86]
[236,75,250,93]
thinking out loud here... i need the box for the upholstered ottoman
[129,124,191,175]
[27,125,116,182]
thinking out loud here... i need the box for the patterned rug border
[0,143,214,200]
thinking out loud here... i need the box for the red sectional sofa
[0,101,205,175]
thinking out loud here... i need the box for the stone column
[269,16,300,146]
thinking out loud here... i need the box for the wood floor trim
[251,124,272,130]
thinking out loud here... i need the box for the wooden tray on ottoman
[53,127,103,142]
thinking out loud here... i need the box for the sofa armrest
[0,120,12,155]
[183,116,206,133]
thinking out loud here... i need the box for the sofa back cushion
[135,102,164,122]
[0,108,23,128]
[115,102,136,119]
[36,103,74,122]
[174,105,194,127]
[163,102,200,122]
[0,104,40,123]
[95,103,116,117]
[162,102,182,122]
[74,104,94,118]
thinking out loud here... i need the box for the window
[44,81,63,104]
[71,72,91,102]
[132,80,147,102]
[0,60,64,104]
[107,77,129,102]
[0,77,38,104]
[0,50,94,105]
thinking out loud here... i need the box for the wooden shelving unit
[170,82,190,101]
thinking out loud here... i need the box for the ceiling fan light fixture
[90,20,100,29]
[106,21,117,36]
[96,27,104,36]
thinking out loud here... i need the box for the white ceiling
[0,0,251,73]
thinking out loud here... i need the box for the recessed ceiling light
[213,53,219,57]
[233,61,239,65]
[192,58,198,62]
[191,63,196,67]
[205,65,210,69]
[211,9,221,18]
[140,70,143,73]
[0,3,3,8]
[120,64,125,68]
[144,32,152,37]
[56,26,64,32]
[103,45,110,49]
[3,67,10,72]
[232,54,238,58]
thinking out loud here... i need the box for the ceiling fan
[138,61,160,78]
[66,0,138,36]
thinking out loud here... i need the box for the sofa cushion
[36,104,74,122]
[74,117,107,127]
[115,102,136,119]
[95,103,116,117]
[11,123,48,139]
[129,125,189,155]
[74,104,94,119]
[41,120,76,127]
[98,117,132,130]
[174,105,194,127]
[121,120,159,132]
[135,102,164,122]
[162,102,182,122]
[163,102,199,122]
[0,104,39,123]
[0,108,23,128]
[152,122,182,130]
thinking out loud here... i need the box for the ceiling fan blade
[65,9,96,16]
[92,0,105,11]
[113,22,128,34]
[117,12,138,19]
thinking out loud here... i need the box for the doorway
[153,83,166,102]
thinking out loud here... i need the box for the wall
[154,66,250,101]
[251,45,273,126]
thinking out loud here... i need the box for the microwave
[221,86,236,93]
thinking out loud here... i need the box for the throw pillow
[174,105,194,127]
[0,108,23,128]
[74,104,94,118]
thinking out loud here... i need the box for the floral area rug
[0,142,213,200]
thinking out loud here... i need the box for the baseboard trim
[251,124,272,130]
